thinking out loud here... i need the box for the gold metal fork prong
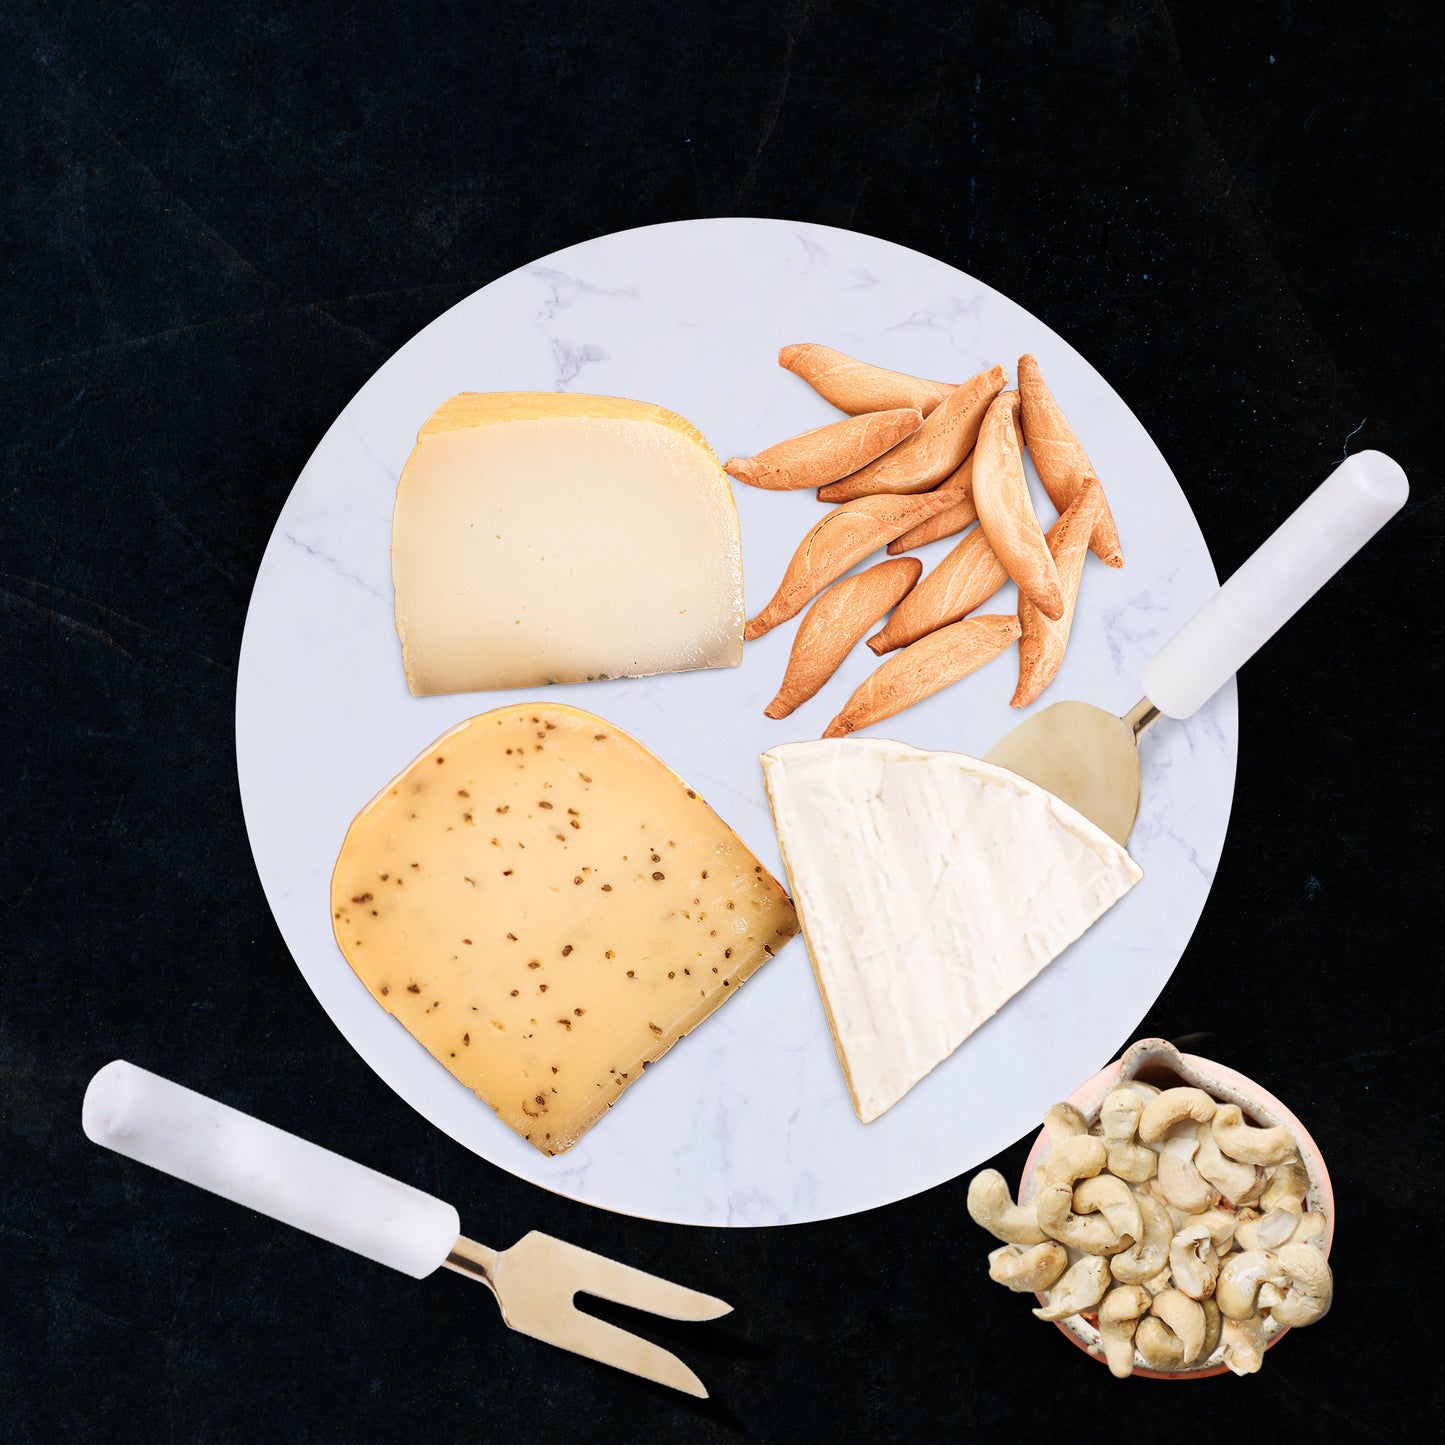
[513,1231,730,1321]
[570,1254,732,1322]
[533,1310,712,1398]
[444,1231,722,1397]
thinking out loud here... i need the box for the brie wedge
[761,738,1143,1123]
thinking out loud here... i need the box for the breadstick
[867,525,1009,654]
[887,452,977,553]
[724,408,923,491]
[886,399,1021,553]
[888,496,978,553]
[817,365,1006,502]
[744,490,961,641]
[1017,353,1123,568]
[779,344,954,416]
[1012,479,1104,708]
[973,390,1063,621]
[823,614,1021,738]
[764,558,923,719]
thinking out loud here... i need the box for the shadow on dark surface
[580,1293,769,1365]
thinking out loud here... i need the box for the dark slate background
[3,1,1440,1439]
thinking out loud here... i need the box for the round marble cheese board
[236,217,1236,1228]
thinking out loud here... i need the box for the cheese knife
[984,450,1409,842]
[82,1061,730,1397]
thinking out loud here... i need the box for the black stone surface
[3,1,1440,1438]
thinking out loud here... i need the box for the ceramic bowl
[1017,1038,1335,1380]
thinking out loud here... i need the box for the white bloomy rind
[761,740,1142,1123]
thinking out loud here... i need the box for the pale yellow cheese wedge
[392,393,744,696]
[331,704,798,1155]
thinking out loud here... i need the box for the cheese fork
[82,1060,730,1398]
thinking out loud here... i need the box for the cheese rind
[331,704,798,1154]
[761,739,1143,1124]
[392,392,744,696]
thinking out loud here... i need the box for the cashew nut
[1097,1324,1138,1379]
[1149,1288,1207,1363]
[1097,1285,1152,1378]
[1110,1193,1174,1284]
[1232,1206,1263,1250]
[1072,1174,1143,1244]
[1260,1208,1306,1254]
[1101,1088,1141,1138]
[1195,1123,1264,1206]
[1156,1125,1202,1161]
[1193,1208,1240,1254]
[1236,1207,1323,1253]
[1034,1182,1133,1255]
[1163,1201,1196,1232]
[1235,1206,1310,1252]
[1221,1314,1269,1375]
[1261,1156,1309,1212]
[1032,1255,1111,1321]
[1039,1134,1108,1187]
[1135,1317,1186,1369]
[1100,1088,1157,1183]
[988,1241,1069,1293]
[967,1169,1047,1245]
[1169,1223,1221,1300]
[1143,1265,1174,1295]
[1266,1243,1333,1327]
[1217,1249,1289,1320]
[1138,1087,1216,1143]
[1044,1101,1089,1141]
[1101,1282,1153,1320]
[1115,1148,1161,1188]
[1157,1150,1214,1213]
[1288,1211,1326,1249]
[1211,1103,1297,1166]
[1199,1295,1224,1362]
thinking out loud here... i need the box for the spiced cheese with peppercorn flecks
[331,703,799,1155]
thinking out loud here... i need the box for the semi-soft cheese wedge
[392,392,744,695]
[332,704,798,1154]
[761,739,1142,1124]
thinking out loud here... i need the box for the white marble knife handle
[1140,449,1409,719]
[82,1060,460,1279]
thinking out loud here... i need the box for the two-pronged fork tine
[445,1231,731,1398]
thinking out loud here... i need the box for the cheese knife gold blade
[82,1061,729,1397]
[984,451,1409,842]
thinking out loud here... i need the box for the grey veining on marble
[235,218,1237,1228]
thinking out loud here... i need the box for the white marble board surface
[236,218,1236,1228]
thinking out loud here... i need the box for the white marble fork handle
[1141,450,1408,719]
[83,1060,460,1279]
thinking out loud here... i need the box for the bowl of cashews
[967,1038,1334,1380]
